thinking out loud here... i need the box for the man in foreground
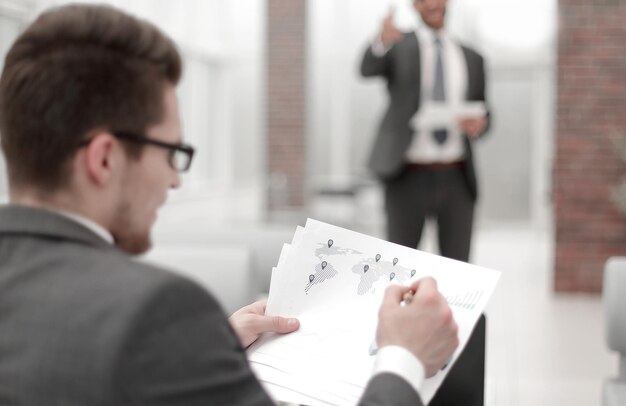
[0,4,458,405]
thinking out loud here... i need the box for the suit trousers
[385,168,484,406]
[384,164,474,262]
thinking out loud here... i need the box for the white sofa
[603,257,626,406]
[142,245,252,314]
[142,220,295,314]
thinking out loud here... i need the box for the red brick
[267,0,307,209]
[555,1,626,293]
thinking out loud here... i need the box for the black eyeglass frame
[79,131,195,172]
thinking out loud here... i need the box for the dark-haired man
[0,4,457,405]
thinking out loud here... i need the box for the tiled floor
[468,224,616,406]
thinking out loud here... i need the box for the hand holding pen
[375,277,459,377]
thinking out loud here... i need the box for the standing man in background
[0,4,458,405]
[361,1,490,404]
[361,0,490,263]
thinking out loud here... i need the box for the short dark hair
[0,4,182,192]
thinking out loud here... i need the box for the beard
[109,200,153,255]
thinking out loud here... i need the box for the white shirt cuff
[372,345,425,396]
[371,35,390,57]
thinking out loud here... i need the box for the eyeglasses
[112,131,195,172]
[79,131,195,172]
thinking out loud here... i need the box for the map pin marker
[390,272,396,281]
[411,269,416,277]
[393,258,398,266]
[309,274,315,282]
[375,254,381,262]
[321,261,327,269]
[328,239,334,248]
[364,264,369,273]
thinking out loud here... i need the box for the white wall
[0,0,32,200]
[308,0,557,228]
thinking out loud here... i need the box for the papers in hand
[247,219,500,406]
[411,101,486,132]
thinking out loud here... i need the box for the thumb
[264,315,300,334]
[384,6,395,23]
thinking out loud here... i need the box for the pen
[401,289,414,305]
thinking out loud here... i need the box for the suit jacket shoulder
[0,205,268,405]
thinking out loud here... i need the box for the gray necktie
[432,37,447,145]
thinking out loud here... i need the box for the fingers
[275,316,300,333]
[384,5,395,23]
[242,314,299,337]
[246,300,298,335]
[262,315,300,335]
[229,300,300,348]
[376,275,458,374]
[230,299,267,318]
[383,277,438,309]
[413,277,437,298]
[410,276,436,292]
[234,316,299,348]
[459,117,486,138]
[380,5,403,48]
[381,284,406,308]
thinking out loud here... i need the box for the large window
[1,0,267,221]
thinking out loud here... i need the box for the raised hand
[380,6,403,48]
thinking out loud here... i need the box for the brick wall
[555,0,626,292]
[266,0,306,210]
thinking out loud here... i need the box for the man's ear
[82,133,120,186]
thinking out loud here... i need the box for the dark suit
[361,31,489,262]
[361,32,489,406]
[0,205,423,406]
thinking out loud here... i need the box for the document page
[248,219,500,405]
[411,101,487,131]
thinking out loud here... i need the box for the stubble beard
[110,200,153,255]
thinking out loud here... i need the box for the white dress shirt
[406,27,467,164]
[54,209,114,244]
[373,345,425,396]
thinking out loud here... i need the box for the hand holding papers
[248,219,500,405]
[228,300,299,348]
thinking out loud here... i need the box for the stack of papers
[247,219,500,405]
[411,101,487,132]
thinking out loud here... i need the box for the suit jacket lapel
[461,46,479,101]
[406,32,421,108]
[0,205,116,251]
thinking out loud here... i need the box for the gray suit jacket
[0,205,423,406]
[360,32,490,201]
